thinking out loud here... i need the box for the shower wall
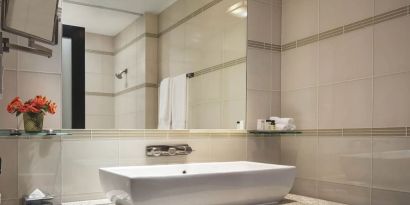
[280,0,410,204]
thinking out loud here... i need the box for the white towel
[158,78,172,129]
[276,123,296,131]
[270,117,295,125]
[171,74,187,129]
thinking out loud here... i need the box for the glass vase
[23,112,44,133]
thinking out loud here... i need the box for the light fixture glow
[227,1,247,18]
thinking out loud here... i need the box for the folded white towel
[275,123,296,131]
[171,74,187,129]
[270,117,295,125]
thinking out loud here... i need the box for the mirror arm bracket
[0,32,52,58]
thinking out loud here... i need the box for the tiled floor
[62,194,345,205]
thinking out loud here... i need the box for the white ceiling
[61,0,177,36]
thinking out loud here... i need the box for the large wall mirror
[61,0,247,129]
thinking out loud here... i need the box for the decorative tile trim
[290,127,409,137]
[282,4,410,51]
[248,40,281,52]
[115,83,158,97]
[318,129,342,136]
[159,0,223,36]
[407,127,410,136]
[373,127,407,137]
[343,128,372,136]
[188,57,246,79]
[85,92,114,97]
[114,33,158,55]
[85,49,114,56]
[85,83,158,98]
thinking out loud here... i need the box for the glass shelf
[0,129,72,137]
[248,130,302,135]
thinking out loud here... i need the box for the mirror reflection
[61,0,247,129]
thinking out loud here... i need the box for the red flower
[48,102,57,114]
[6,97,23,113]
[32,95,47,107]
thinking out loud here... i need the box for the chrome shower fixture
[115,68,128,79]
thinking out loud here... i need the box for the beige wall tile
[247,48,273,91]
[281,43,318,91]
[319,0,374,32]
[317,135,372,187]
[0,71,18,129]
[372,188,410,205]
[318,79,373,129]
[290,178,318,198]
[281,135,317,179]
[372,136,410,192]
[221,100,246,129]
[222,63,246,100]
[270,91,281,117]
[248,0,273,43]
[18,139,61,198]
[281,88,317,129]
[247,136,281,164]
[373,72,410,127]
[86,96,114,116]
[210,136,247,161]
[85,33,114,52]
[374,16,410,76]
[0,139,18,200]
[374,0,410,15]
[247,90,272,129]
[62,140,118,198]
[318,27,373,85]
[282,0,318,43]
[317,181,371,205]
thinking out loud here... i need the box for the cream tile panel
[318,79,373,129]
[281,88,317,129]
[373,72,410,128]
[270,91,281,117]
[317,135,371,187]
[318,28,373,85]
[248,0,273,43]
[319,0,374,32]
[0,139,18,200]
[222,63,246,101]
[221,100,246,129]
[290,178,318,198]
[209,136,247,161]
[282,0,318,44]
[281,43,318,91]
[372,188,410,205]
[317,181,371,205]
[247,90,271,130]
[85,33,114,52]
[86,115,115,129]
[247,136,280,164]
[0,71,18,129]
[86,95,114,116]
[374,16,410,76]
[247,48,273,91]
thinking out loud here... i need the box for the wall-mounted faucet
[146,144,193,157]
[115,68,128,79]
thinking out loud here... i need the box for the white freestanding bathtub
[99,161,296,205]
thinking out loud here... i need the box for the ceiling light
[227,1,247,18]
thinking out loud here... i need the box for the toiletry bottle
[270,120,276,130]
[236,121,240,129]
[265,120,271,130]
[257,119,265,130]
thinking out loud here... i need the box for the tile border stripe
[294,127,409,137]
[85,83,158,97]
[189,57,246,78]
[114,33,158,55]
[248,40,281,52]
[282,4,410,52]
[159,0,223,36]
[85,49,114,56]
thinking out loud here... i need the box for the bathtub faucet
[146,144,193,157]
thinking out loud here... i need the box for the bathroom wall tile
[281,43,318,91]
[317,135,372,187]
[85,33,114,52]
[18,139,61,199]
[271,52,281,91]
[166,136,213,163]
[248,0,273,43]
[158,0,185,33]
[373,72,410,128]
[0,70,18,129]
[85,52,102,74]
[196,102,222,129]
[247,48,273,91]
[85,115,115,129]
[85,96,114,116]
[200,70,222,103]
[210,136,247,161]
[119,139,167,166]
[247,136,280,164]
[374,0,410,15]
[319,0,374,32]
[371,188,410,205]
[62,140,118,199]
[290,178,318,198]
[144,87,158,129]
[281,88,317,129]
[372,136,410,192]
[221,100,246,129]
[247,90,271,130]
[318,27,373,85]
[223,19,246,62]
[317,181,371,205]
[0,139,18,200]
[144,13,158,34]
[318,79,373,129]
[374,16,410,76]
[271,91,281,117]
[282,0,318,43]
[17,72,62,129]
[281,134,317,179]
[222,63,246,101]
[2,33,18,70]
[271,0,282,45]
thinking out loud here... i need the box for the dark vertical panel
[62,25,85,129]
